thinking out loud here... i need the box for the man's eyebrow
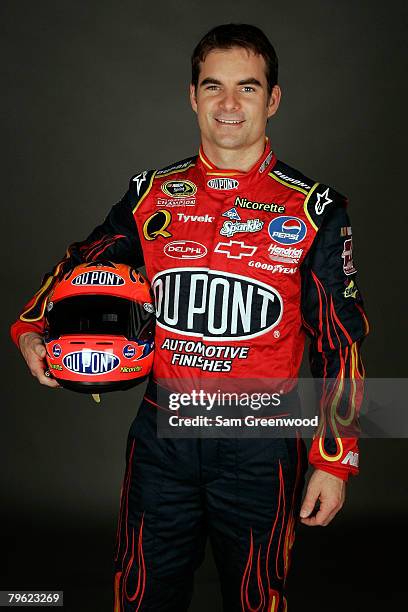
[199,77,263,87]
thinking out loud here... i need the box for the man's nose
[219,90,240,112]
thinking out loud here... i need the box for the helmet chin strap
[92,394,101,403]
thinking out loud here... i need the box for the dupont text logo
[72,271,125,286]
[62,351,120,375]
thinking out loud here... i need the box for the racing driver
[11,24,369,612]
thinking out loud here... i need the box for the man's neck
[201,137,267,172]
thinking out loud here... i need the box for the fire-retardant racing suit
[11,141,369,611]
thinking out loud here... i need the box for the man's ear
[189,83,198,113]
[267,84,282,118]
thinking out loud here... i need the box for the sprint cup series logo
[152,268,283,341]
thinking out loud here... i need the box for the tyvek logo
[62,351,120,375]
[151,268,283,341]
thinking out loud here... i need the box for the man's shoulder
[271,158,348,229]
[127,155,198,202]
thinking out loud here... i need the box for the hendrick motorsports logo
[268,216,307,245]
[62,350,120,375]
[207,178,239,190]
[161,180,197,198]
[72,271,125,286]
[164,240,207,259]
[151,268,283,340]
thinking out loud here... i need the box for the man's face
[190,47,281,152]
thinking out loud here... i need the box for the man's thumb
[300,495,316,518]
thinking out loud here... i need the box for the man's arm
[11,177,149,386]
[299,196,369,525]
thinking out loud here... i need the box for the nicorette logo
[62,350,120,375]
[268,216,307,245]
[152,268,283,341]
[164,240,207,259]
[207,178,239,190]
[72,271,125,286]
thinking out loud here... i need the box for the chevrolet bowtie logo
[214,240,257,259]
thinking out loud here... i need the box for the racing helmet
[44,261,155,393]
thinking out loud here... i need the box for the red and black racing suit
[11,141,369,611]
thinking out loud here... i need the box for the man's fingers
[301,498,343,527]
[299,489,319,519]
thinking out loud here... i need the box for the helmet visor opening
[47,295,155,339]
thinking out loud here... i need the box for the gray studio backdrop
[1,0,407,607]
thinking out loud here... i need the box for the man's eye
[242,86,255,92]
[206,85,220,91]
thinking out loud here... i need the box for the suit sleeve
[10,181,146,347]
[301,198,369,481]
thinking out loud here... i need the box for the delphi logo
[268,216,307,246]
[152,268,283,341]
[164,240,207,259]
[72,271,125,286]
[62,350,120,375]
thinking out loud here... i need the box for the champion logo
[71,271,125,286]
[62,350,120,375]
[152,268,283,341]
[207,178,239,190]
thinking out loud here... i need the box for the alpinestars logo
[315,188,333,215]
[151,268,283,341]
[132,171,148,195]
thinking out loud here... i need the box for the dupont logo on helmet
[161,180,197,198]
[62,351,120,375]
[152,268,283,341]
[164,240,207,260]
[268,216,307,245]
[72,271,125,286]
[207,178,239,191]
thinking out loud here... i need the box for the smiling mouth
[215,118,245,125]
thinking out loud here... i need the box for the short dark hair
[191,24,278,98]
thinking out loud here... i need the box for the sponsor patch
[215,241,257,259]
[143,302,155,313]
[222,207,241,220]
[343,279,358,299]
[161,337,250,373]
[132,171,148,195]
[156,159,193,176]
[143,210,172,241]
[268,244,303,264]
[234,196,285,214]
[273,169,311,190]
[152,268,283,341]
[315,187,333,215]
[164,240,207,259]
[259,150,274,173]
[268,216,307,245]
[123,344,136,359]
[71,271,125,286]
[120,366,142,373]
[342,238,357,275]
[177,213,214,223]
[52,344,62,357]
[161,180,197,198]
[248,261,297,274]
[156,198,196,207]
[62,350,120,375]
[220,218,264,238]
[49,363,63,371]
[207,178,239,190]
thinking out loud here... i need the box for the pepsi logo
[268,216,307,245]
[52,344,62,358]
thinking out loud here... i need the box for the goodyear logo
[152,268,282,341]
[161,180,197,198]
[62,350,120,375]
[72,271,125,286]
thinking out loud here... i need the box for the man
[11,24,368,612]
